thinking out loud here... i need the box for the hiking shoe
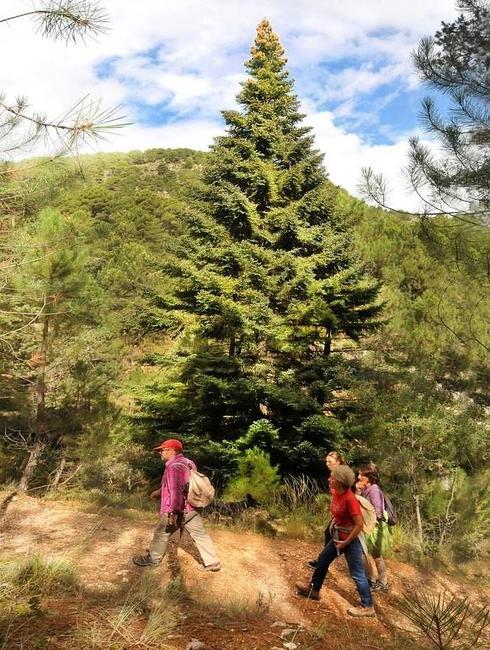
[132,553,161,567]
[347,605,376,617]
[306,559,319,570]
[295,582,320,600]
[198,562,222,572]
[371,580,389,592]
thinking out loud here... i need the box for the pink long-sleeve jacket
[160,453,196,515]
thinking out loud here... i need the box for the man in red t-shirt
[296,465,375,617]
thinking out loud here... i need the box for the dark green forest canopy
[2,142,488,476]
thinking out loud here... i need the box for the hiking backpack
[383,493,398,526]
[355,494,377,534]
[173,461,215,508]
[186,469,215,508]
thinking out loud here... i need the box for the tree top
[246,19,287,71]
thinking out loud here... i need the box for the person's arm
[150,488,161,499]
[334,514,363,550]
[369,485,385,520]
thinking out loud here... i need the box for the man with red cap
[132,438,221,571]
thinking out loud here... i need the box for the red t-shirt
[330,489,361,540]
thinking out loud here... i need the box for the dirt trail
[0,495,304,622]
[1,494,488,649]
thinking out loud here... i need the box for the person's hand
[334,539,348,551]
[150,490,160,500]
[167,513,177,527]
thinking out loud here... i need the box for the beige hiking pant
[149,511,219,567]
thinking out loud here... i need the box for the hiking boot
[295,582,320,600]
[371,580,389,592]
[198,562,222,572]
[347,605,376,617]
[306,559,319,570]
[132,553,161,567]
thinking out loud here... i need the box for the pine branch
[0,1,109,44]
[0,95,129,160]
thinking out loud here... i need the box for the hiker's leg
[148,514,175,563]
[374,556,387,585]
[184,512,220,566]
[364,553,377,583]
[311,540,337,591]
[344,538,373,608]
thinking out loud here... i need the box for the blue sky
[0,0,458,209]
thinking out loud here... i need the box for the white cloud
[92,119,224,153]
[304,61,411,107]
[305,111,425,211]
[0,0,458,209]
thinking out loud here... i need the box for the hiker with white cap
[132,438,221,571]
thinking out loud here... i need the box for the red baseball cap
[154,438,183,452]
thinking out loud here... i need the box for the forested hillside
[0,21,488,565]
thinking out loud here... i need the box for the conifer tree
[362,0,489,222]
[176,20,382,356]
[163,21,384,467]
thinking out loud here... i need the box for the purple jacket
[160,453,196,515]
[361,484,385,520]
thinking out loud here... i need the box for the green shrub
[236,419,279,450]
[78,445,149,494]
[224,447,280,503]
[268,475,328,540]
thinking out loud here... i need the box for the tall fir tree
[155,21,384,471]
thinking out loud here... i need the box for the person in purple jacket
[132,438,221,571]
[357,465,390,591]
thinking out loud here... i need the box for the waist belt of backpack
[330,522,369,557]
[329,521,353,542]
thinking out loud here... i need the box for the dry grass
[199,588,273,622]
[0,555,80,596]
[0,555,81,649]
[70,573,184,649]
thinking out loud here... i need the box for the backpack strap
[169,461,194,506]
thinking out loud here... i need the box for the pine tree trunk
[49,454,66,492]
[229,333,236,357]
[35,313,49,437]
[18,438,45,491]
[19,312,50,492]
[438,471,457,547]
[414,493,424,546]
[323,329,332,356]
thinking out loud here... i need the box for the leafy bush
[78,444,149,494]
